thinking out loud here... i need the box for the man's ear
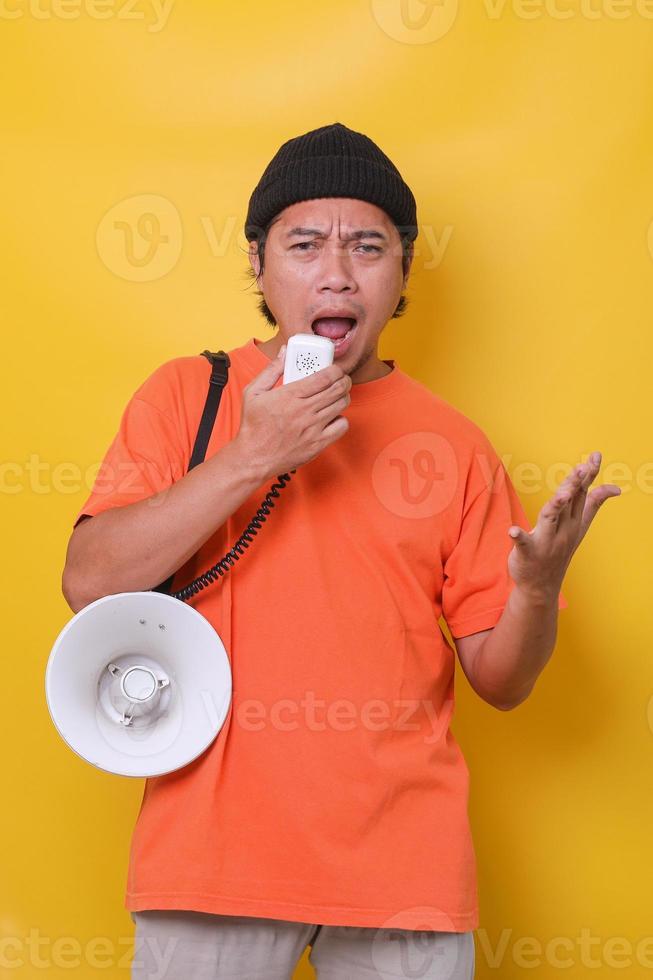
[402,240,414,288]
[249,243,263,284]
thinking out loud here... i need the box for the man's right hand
[234,345,352,482]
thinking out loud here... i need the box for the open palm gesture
[507,451,621,599]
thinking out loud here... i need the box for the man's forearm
[472,586,560,710]
[62,436,268,612]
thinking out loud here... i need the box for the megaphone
[45,591,232,778]
[45,338,332,778]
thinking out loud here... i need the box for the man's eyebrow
[284,227,388,242]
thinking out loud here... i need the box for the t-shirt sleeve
[72,366,187,529]
[441,438,568,639]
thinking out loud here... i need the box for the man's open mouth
[311,317,357,343]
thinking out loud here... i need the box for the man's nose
[316,244,357,290]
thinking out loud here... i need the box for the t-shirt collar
[235,337,408,405]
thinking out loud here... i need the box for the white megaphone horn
[45,590,232,778]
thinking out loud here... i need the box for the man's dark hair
[242,222,413,328]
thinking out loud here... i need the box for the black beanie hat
[244,121,418,244]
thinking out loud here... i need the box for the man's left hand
[507,450,621,600]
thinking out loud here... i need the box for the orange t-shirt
[73,337,568,932]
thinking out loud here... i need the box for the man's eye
[291,242,381,253]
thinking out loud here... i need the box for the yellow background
[2,0,649,976]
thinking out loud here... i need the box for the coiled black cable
[171,470,296,602]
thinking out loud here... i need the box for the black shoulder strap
[188,350,231,470]
[152,350,231,595]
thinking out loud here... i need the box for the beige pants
[130,909,475,979]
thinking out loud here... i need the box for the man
[62,122,620,979]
